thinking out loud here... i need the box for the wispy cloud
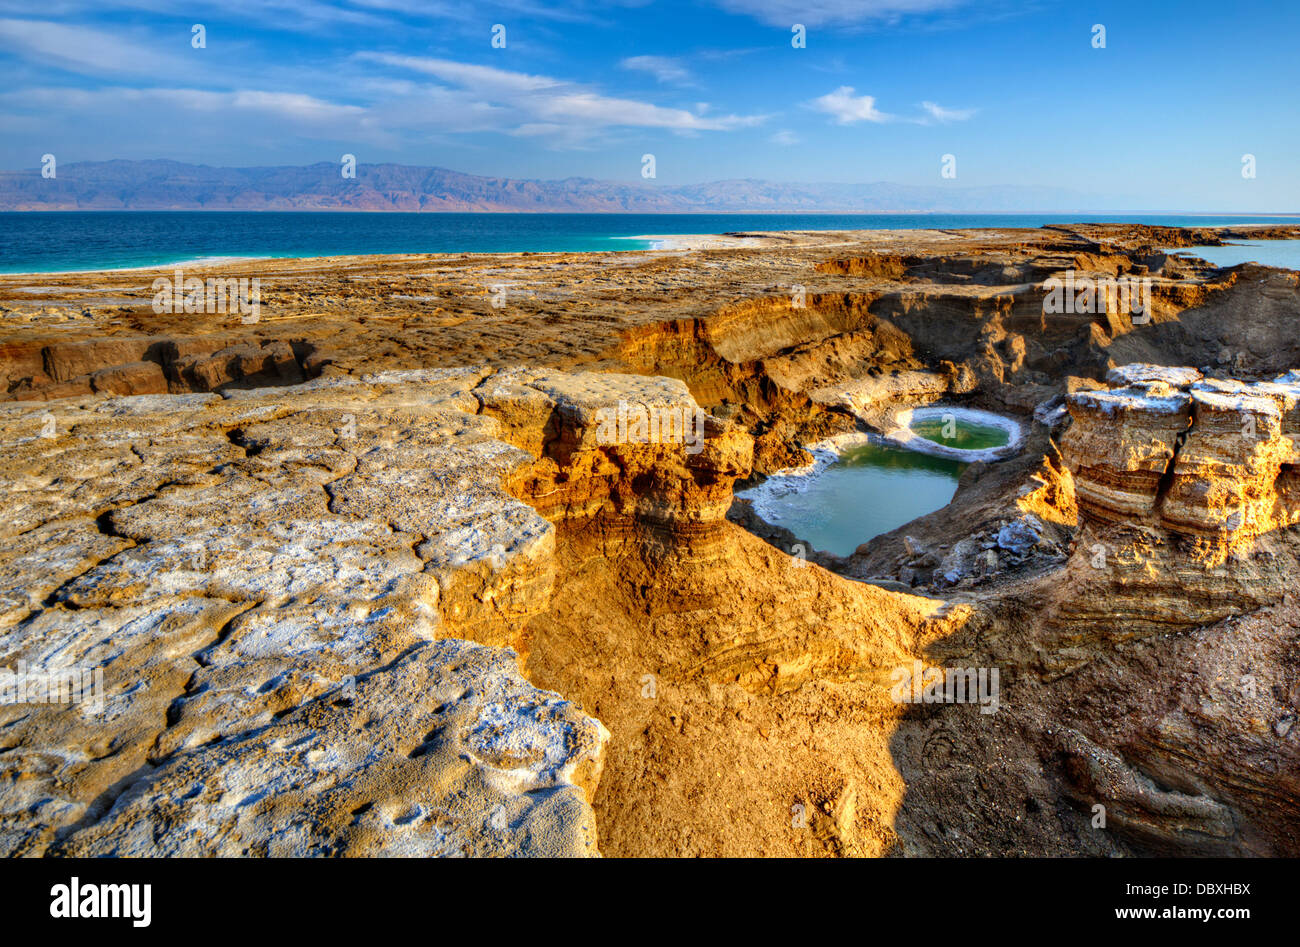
[356,54,562,94]
[810,86,892,124]
[620,55,691,84]
[809,88,978,126]
[769,129,800,145]
[712,0,969,28]
[0,1,396,33]
[2,85,366,125]
[0,83,381,163]
[0,18,188,77]
[359,53,763,138]
[540,91,748,129]
[920,100,976,123]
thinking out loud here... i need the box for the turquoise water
[2,211,1298,274]
[1171,239,1300,270]
[750,441,965,557]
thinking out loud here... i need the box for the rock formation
[1061,364,1300,548]
[0,370,622,856]
[1,224,1298,857]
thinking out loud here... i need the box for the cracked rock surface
[0,368,610,856]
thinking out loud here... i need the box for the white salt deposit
[1106,364,1204,388]
[1069,386,1192,417]
[883,405,1024,463]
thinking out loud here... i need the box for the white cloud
[810,86,892,124]
[537,91,753,130]
[0,17,765,158]
[809,88,972,126]
[360,53,763,136]
[228,90,367,122]
[1,85,363,121]
[0,18,187,77]
[620,55,691,84]
[713,0,968,27]
[356,54,562,94]
[770,129,799,145]
[0,1,390,33]
[0,84,384,164]
[920,101,976,123]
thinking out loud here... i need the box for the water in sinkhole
[739,417,1013,557]
[908,417,1013,452]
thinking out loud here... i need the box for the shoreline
[6,217,1300,277]
[0,254,278,278]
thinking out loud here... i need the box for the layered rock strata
[1061,363,1300,546]
[2,336,311,402]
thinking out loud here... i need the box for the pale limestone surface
[0,367,625,856]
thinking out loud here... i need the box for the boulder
[89,360,168,396]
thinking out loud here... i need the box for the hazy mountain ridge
[0,159,1112,212]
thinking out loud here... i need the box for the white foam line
[615,235,694,251]
[618,234,763,251]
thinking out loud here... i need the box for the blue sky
[1,0,1297,210]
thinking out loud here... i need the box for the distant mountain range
[0,159,1121,213]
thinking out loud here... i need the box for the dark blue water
[1,211,1297,274]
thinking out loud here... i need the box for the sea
[1,211,1297,274]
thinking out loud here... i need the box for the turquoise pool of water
[743,440,966,557]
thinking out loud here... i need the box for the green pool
[909,418,1011,452]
